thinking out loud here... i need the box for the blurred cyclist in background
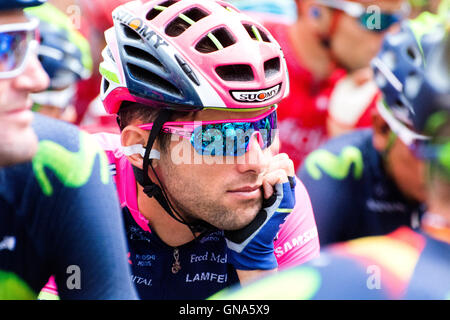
[76,0,130,130]
[298,12,444,246]
[26,2,92,123]
[0,0,137,299]
[212,27,450,300]
[35,0,128,130]
[258,0,409,170]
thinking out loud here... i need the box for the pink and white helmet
[99,0,290,114]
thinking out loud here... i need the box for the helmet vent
[216,64,254,82]
[215,1,237,12]
[165,7,209,37]
[195,27,236,53]
[146,1,179,20]
[124,45,166,73]
[127,63,182,98]
[121,24,142,41]
[106,47,116,62]
[264,57,280,78]
[406,46,422,66]
[103,78,110,93]
[243,24,270,43]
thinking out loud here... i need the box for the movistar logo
[32,132,110,196]
[0,271,37,300]
[231,84,281,103]
[304,146,364,180]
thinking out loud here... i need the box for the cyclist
[211,25,450,300]
[260,0,409,169]
[297,12,444,246]
[26,2,92,123]
[75,0,131,126]
[0,0,137,299]
[94,0,319,299]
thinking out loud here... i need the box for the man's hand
[263,153,295,198]
[224,153,296,275]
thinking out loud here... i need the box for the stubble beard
[160,169,263,231]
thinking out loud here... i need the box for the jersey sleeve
[30,116,137,300]
[274,176,320,270]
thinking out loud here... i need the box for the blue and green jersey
[298,129,425,246]
[0,114,137,299]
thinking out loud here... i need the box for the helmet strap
[138,110,185,222]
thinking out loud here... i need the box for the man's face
[0,10,49,166]
[376,129,427,203]
[386,137,427,203]
[155,108,274,231]
[330,0,406,71]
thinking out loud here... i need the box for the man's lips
[0,105,34,125]
[4,107,29,115]
[228,185,261,193]
[227,185,263,200]
[1,98,33,115]
[0,97,34,117]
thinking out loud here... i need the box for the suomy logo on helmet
[113,9,168,49]
[231,84,281,103]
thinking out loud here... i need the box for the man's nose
[235,131,269,174]
[12,53,50,93]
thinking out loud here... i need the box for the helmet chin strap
[122,144,161,160]
[129,110,218,238]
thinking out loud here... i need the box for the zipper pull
[172,247,181,274]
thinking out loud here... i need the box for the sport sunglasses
[138,105,278,157]
[377,101,430,158]
[0,18,39,79]
[315,0,410,33]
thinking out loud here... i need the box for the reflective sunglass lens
[191,111,276,156]
[0,30,32,74]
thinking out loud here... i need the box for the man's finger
[262,169,288,199]
[267,154,295,177]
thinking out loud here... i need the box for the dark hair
[117,101,191,152]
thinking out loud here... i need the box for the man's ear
[371,109,392,152]
[121,125,150,170]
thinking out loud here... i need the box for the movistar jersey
[211,227,450,299]
[93,133,320,300]
[298,129,425,247]
[0,114,137,299]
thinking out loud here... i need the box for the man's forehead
[0,10,28,25]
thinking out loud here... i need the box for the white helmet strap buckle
[122,144,160,160]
